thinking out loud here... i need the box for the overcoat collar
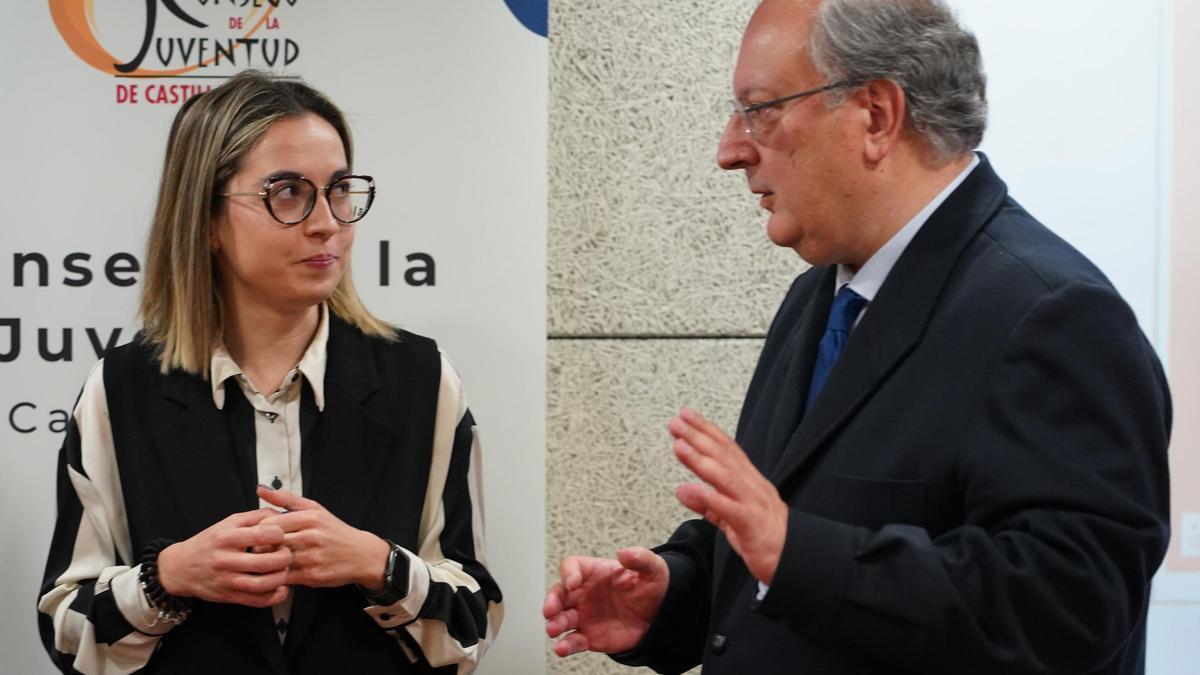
[766,154,1011,491]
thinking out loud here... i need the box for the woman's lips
[301,254,337,268]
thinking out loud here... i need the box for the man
[544,0,1171,673]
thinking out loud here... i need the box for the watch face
[385,544,402,583]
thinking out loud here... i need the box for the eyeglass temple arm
[740,81,857,114]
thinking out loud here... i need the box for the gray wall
[546,1,803,672]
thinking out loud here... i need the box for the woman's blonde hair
[139,70,394,376]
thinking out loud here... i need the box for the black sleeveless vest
[101,318,447,673]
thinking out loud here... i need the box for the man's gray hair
[811,0,987,162]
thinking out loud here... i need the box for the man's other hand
[543,547,669,657]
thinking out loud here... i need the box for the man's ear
[861,79,907,163]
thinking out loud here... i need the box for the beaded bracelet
[138,538,191,626]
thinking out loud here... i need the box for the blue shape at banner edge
[504,0,548,38]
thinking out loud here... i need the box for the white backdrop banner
[0,2,547,674]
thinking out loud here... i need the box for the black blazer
[618,156,1171,674]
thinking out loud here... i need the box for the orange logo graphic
[50,0,282,77]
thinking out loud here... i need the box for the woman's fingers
[227,567,290,595]
[228,585,291,608]
[216,546,293,574]
[256,485,317,511]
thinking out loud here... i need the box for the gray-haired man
[545,1,1171,672]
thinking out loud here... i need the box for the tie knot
[828,286,867,335]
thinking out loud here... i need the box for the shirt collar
[837,153,980,300]
[210,304,330,412]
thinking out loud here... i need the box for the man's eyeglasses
[727,80,857,139]
[221,174,376,226]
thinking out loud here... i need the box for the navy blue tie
[805,286,868,412]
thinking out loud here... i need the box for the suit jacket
[39,318,500,674]
[616,156,1171,674]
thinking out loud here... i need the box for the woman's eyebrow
[263,170,304,182]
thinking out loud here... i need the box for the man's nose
[717,115,758,171]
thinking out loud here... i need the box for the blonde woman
[38,71,501,673]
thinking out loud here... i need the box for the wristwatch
[364,540,410,606]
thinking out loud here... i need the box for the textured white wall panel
[548,0,802,337]
[546,338,762,674]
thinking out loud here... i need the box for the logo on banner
[49,0,302,105]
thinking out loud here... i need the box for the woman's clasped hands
[157,485,390,607]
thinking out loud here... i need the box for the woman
[37,70,502,673]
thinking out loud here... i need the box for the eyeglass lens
[726,100,755,138]
[267,176,373,224]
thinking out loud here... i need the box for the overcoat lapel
[285,320,393,659]
[767,156,1011,494]
[715,271,837,607]
[757,267,835,475]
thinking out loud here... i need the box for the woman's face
[211,113,354,316]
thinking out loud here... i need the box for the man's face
[718,0,865,267]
